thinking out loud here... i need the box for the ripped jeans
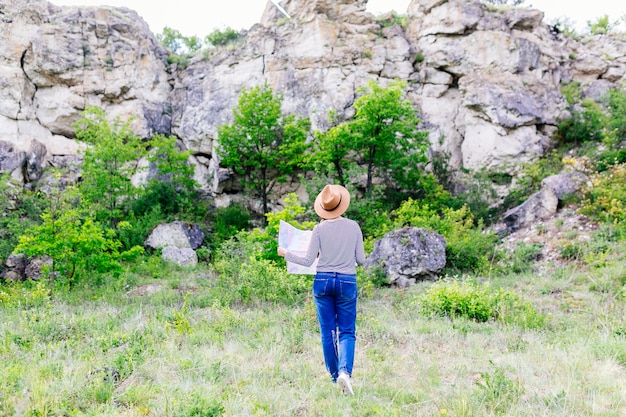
[312,272,358,382]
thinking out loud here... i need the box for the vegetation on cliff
[1,78,625,415]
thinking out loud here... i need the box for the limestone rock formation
[1,0,170,182]
[1,0,625,206]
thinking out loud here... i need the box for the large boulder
[541,171,589,201]
[502,187,558,233]
[365,227,446,287]
[161,246,198,268]
[144,221,205,250]
[2,254,53,282]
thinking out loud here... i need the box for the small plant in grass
[0,280,51,309]
[168,292,192,334]
[475,361,523,415]
[206,202,252,254]
[359,265,388,297]
[374,11,408,29]
[508,242,543,274]
[174,392,224,417]
[418,278,545,328]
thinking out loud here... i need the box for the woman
[278,184,366,395]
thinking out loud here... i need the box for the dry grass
[1,260,626,416]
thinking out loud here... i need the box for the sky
[50,0,625,38]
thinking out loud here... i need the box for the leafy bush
[211,235,310,306]
[418,278,545,328]
[374,11,408,29]
[158,26,203,55]
[556,83,626,152]
[74,106,144,230]
[209,194,314,306]
[0,173,44,266]
[205,203,252,253]
[0,280,51,309]
[580,163,626,227]
[557,99,605,146]
[588,15,614,35]
[205,27,240,47]
[14,182,143,287]
[132,134,206,225]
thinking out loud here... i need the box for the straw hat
[314,184,350,219]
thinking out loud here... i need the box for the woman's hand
[277,247,287,257]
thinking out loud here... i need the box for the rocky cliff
[1,0,625,202]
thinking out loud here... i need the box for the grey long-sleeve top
[284,217,366,275]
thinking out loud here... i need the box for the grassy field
[1,258,626,416]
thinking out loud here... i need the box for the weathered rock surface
[541,171,589,200]
[144,221,205,250]
[3,255,56,281]
[365,227,446,287]
[161,246,198,268]
[1,0,625,203]
[503,187,559,233]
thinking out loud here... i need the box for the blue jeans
[313,272,358,382]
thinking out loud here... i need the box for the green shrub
[157,27,203,55]
[374,11,408,29]
[559,241,584,260]
[580,163,626,226]
[557,98,605,145]
[208,195,314,305]
[0,173,44,266]
[211,237,310,306]
[419,278,545,328]
[0,281,51,309]
[588,15,613,35]
[205,27,240,47]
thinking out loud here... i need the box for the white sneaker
[337,372,354,396]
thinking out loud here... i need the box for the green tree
[349,79,429,194]
[157,26,203,55]
[74,107,145,229]
[217,84,311,217]
[137,134,201,219]
[13,178,135,288]
[313,110,354,186]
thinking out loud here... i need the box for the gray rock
[1,0,626,207]
[3,253,27,281]
[541,171,588,200]
[0,141,26,173]
[161,246,198,268]
[365,227,446,287]
[145,221,205,250]
[503,187,558,233]
[24,256,53,280]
